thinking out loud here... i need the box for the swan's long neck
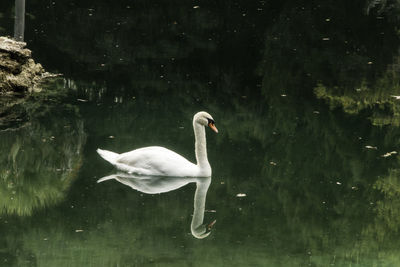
[193,121,209,169]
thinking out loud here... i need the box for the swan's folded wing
[116,146,198,176]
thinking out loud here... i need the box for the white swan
[97,111,218,177]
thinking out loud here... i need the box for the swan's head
[193,111,218,133]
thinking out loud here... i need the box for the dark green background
[1,0,400,266]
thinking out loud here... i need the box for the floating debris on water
[77,98,88,102]
[336,181,342,185]
[236,193,247,198]
[108,136,115,139]
[75,229,84,232]
[193,5,200,9]
[365,145,377,150]
[381,151,397,158]
[269,161,277,166]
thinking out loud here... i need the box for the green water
[2,0,400,266]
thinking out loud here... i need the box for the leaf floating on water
[205,209,217,213]
[365,145,377,150]
[236,193,247,197]
[381,151,397,158]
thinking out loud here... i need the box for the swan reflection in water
[97,173,216,239]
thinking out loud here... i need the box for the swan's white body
[97,146,203,177]
[97,111,217,177]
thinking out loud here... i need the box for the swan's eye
[206,118,218,133]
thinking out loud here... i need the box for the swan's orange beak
[208,122,218,133]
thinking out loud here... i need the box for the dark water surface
[2,0,400,266]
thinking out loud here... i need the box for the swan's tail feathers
[97,149,119,165]
[97,174,117,183]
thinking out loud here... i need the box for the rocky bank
[0,36,58,130]
[0,36,51,94]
